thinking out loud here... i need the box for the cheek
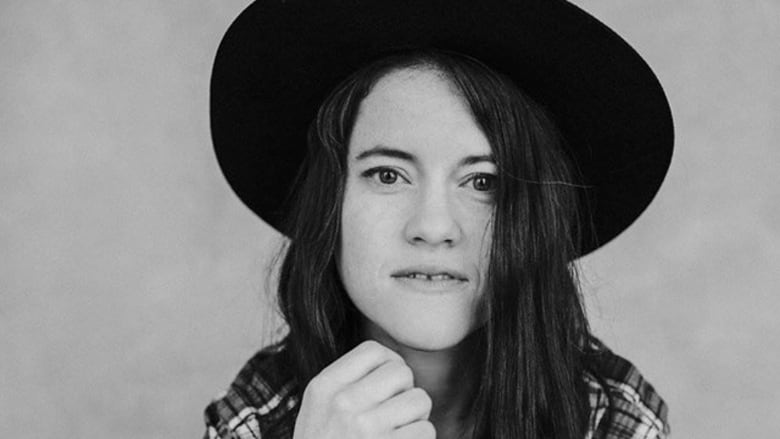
[467,206,493,255]
[341,199,385,256]
[470,210,494,296]
[338,193,399,290]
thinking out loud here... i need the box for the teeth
[405,273,457,281]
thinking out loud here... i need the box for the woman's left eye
[468,173,497,192]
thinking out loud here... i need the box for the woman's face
[338,67,495,351]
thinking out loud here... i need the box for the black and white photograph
[2,1,778,438]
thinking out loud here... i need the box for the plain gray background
[2,0,778,437]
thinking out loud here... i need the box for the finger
[390,420,437,439]
[315,340,404,392]
[338,359,415,408]
[372,387,432,428]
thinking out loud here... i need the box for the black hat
[210,0,674,256]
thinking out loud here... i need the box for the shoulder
[582,337,671,439]
[203,339,301,439]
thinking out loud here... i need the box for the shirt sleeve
[203,393,265,439]
[202,396,238,439]
[584,337,670,439]
[201,342,294,439]
[203,423,229,439]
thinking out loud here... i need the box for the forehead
[366,67,463,112]
[348,67,491,159]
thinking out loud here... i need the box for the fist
[292,340,435,439]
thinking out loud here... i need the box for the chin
[382,320,478,352]
[359,303,485,353]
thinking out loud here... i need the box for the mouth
[394,272,464,281]
[391,267,469,282]
[391,268,469,293]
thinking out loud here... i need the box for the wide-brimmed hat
[210,0,673,256]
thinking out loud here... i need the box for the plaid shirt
[203,337,669,439]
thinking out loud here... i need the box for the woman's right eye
[362,167,403,185]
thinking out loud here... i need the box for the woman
[205,1,672,439]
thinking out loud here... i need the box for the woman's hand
[292,340,435,439]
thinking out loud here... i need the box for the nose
[403,187,463,247]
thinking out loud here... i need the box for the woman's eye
[362,167,403,185]
[378,169,398,184]
[470,174,497,192]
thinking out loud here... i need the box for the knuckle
[411,387,433,411]
[386,360,412,380]
[359,339,382,352]
[396,363,414,385]
[361,339,402,361]
[304,376,327,400]
[417,420,436,438]
[383,347,404,362]
[353,412,375,435]
[332,391,355,413]
[401,420,435,439]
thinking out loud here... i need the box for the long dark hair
[274,49,592,439]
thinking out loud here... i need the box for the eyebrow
[354,145,495,167]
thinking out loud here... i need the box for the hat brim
[210,0,674,256]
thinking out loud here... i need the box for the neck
[362,323,483,437]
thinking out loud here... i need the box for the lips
[400,273,460,281]
[391,266,468,282]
